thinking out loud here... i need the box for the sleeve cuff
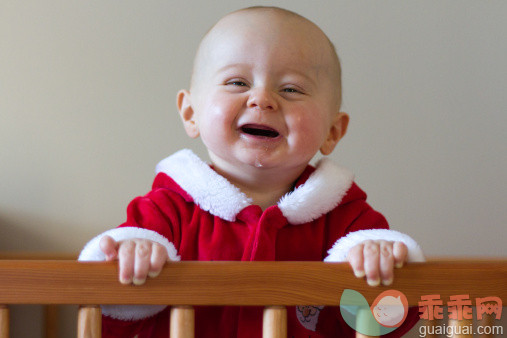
[78,227,180,262]
[323,229,425,263]
[78,227,180,320]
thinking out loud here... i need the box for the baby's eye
[282,87,303,94]
[227,80,248,87]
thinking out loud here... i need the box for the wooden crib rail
[0,259,506,337]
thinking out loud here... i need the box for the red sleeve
[325,182,389,252]
[342,183,389,233]
[100,176,192,335]
[321,183,420,337]
[117,174,196,251]
[120,194,179,245]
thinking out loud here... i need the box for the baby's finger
[133,241,152,285]
[393,242,408,268]
[148,243,168,278]
[118,240,136,284]
[379,241,394,286]
[363,241,381,286]
[99,236,119,261]
[347,244,365,278]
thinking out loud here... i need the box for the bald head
[190,6,342,107]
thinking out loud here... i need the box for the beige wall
[1,0,506,255]
[1,1,506,337]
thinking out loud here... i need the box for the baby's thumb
[99,235,119,261]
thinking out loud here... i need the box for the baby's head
[177,7,348,175]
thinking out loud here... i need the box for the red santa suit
[79,149,424,338]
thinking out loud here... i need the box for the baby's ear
[177,90,199,138]
[320,112,349,155]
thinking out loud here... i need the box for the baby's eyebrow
[274,68,319,89]
[215,63,250,74]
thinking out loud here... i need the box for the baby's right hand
[99,235,169,285]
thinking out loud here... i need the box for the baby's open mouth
[240,124,280,138]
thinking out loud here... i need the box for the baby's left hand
[347,240,407,287]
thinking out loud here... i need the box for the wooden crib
[0,259,505,338]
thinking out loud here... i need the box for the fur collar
[155,149,354,224]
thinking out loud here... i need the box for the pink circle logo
[370,290,409,328]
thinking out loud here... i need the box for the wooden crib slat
[447,318,473,338]
[0,260,505,337]
[354,308,378,338]
[77,305,101,338]
[262,306,287,338]
[44,305,58,338]
[170,306,194,338]
[0,305,8,338]
[478,314,495,338]
[1,260,506,306]
[355,333,376,338]
[425,319,439,338]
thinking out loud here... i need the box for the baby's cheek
[289,117,326,150]
[198,114,235,148]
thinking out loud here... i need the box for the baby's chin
[242,155,301,172]
[230,150,280,169]
[208,151,275,174]
[210,147,311,176]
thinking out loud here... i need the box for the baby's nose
[246,88,278,111]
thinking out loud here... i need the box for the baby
[79,6,424,337]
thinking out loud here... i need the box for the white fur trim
[324,229,425,262]
[156,150,354,224]
[100,304,167,321]
[78,227,180,321]
[78,227,180,262]
[156,149,252,222]
[278,158,354,224]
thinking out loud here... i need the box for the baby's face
[180,10,346,174]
